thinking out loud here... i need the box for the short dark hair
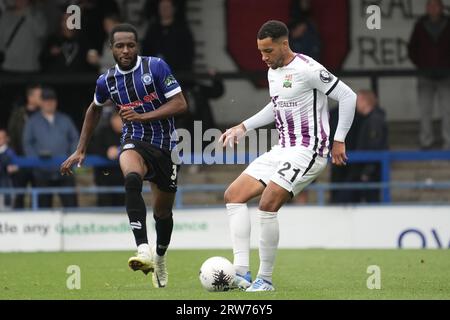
[257,20,289,40]
[25,84,42,98]
[41,87,58,100]
[110,23,138,45]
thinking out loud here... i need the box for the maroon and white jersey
[268,54,340,157]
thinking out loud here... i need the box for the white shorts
[243,145,328,196]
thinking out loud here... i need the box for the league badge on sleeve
[320,70,333,83]
[164,75,178,88]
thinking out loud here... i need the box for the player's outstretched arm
[60,102,102,175]
[119,92,187,122]
[219,123,247,148]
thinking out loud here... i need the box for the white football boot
[152,246,168,288]
[231,271,252,290]
[128,246,154,275]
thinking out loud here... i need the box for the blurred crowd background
[0,0,449,209]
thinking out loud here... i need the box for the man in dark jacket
[7,84,41,208]
[176,69,225,159]
[408,0,450,150]
[142,0,195,73]
[329,90,388,203]
[329,104,360,204]
[7,85,41,156]
[181,69,225,131]
[350,90,388,203]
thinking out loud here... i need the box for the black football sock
[125,173,148,246]
[154,213,173,256]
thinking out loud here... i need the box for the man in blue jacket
[23,87,79,208]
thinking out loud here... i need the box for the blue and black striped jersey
[94,56,181,151]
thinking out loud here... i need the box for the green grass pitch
[0,250,449,300]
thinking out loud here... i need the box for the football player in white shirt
[219,20,356,292]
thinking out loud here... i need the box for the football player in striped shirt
[61,24,187,288]
[220,20,356,292]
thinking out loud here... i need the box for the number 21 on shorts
[277,162,301,183]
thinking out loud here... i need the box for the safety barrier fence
[1,150,450,209]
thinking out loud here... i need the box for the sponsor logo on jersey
[143,92,158,102]
[277,101,299,108]
[283,74,293,88]
[320,70,333,83]
[164,75,178,87]
[123,143,135,150]
[141,73,153,85]
[119,101,144,109]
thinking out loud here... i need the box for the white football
[199,256,235,292]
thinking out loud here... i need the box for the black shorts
[120,139,179,193]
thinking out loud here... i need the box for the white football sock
[257,210,279,283]
[226,203,251,275]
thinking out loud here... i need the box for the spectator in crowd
[114,0,149,38]
[142,0,195,74]
[86,14,122,73]
[0,0,47,122]
[114,0,185,38]
[144,0,187,23]
[0,129,18,209]
[348,90,388,203]
[40,0,68,36]
[288,18,321,61]
[89,111,125,207]
[176,69,224,174]
[23,87,79,208]
[179,69,225,135]
[0,0,47,73]
[328,102,360,204]
[408,0,450,150]
[7,84,42,208]
[73,0,120,54]
[290,0,313,23]
[289,0,321,62]
[41,11,96,128]
[7,84,42,159]
[332,90,388,203]
[41,12,94,73]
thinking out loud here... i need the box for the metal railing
[1,150,450,210]
[2,180,450,211]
